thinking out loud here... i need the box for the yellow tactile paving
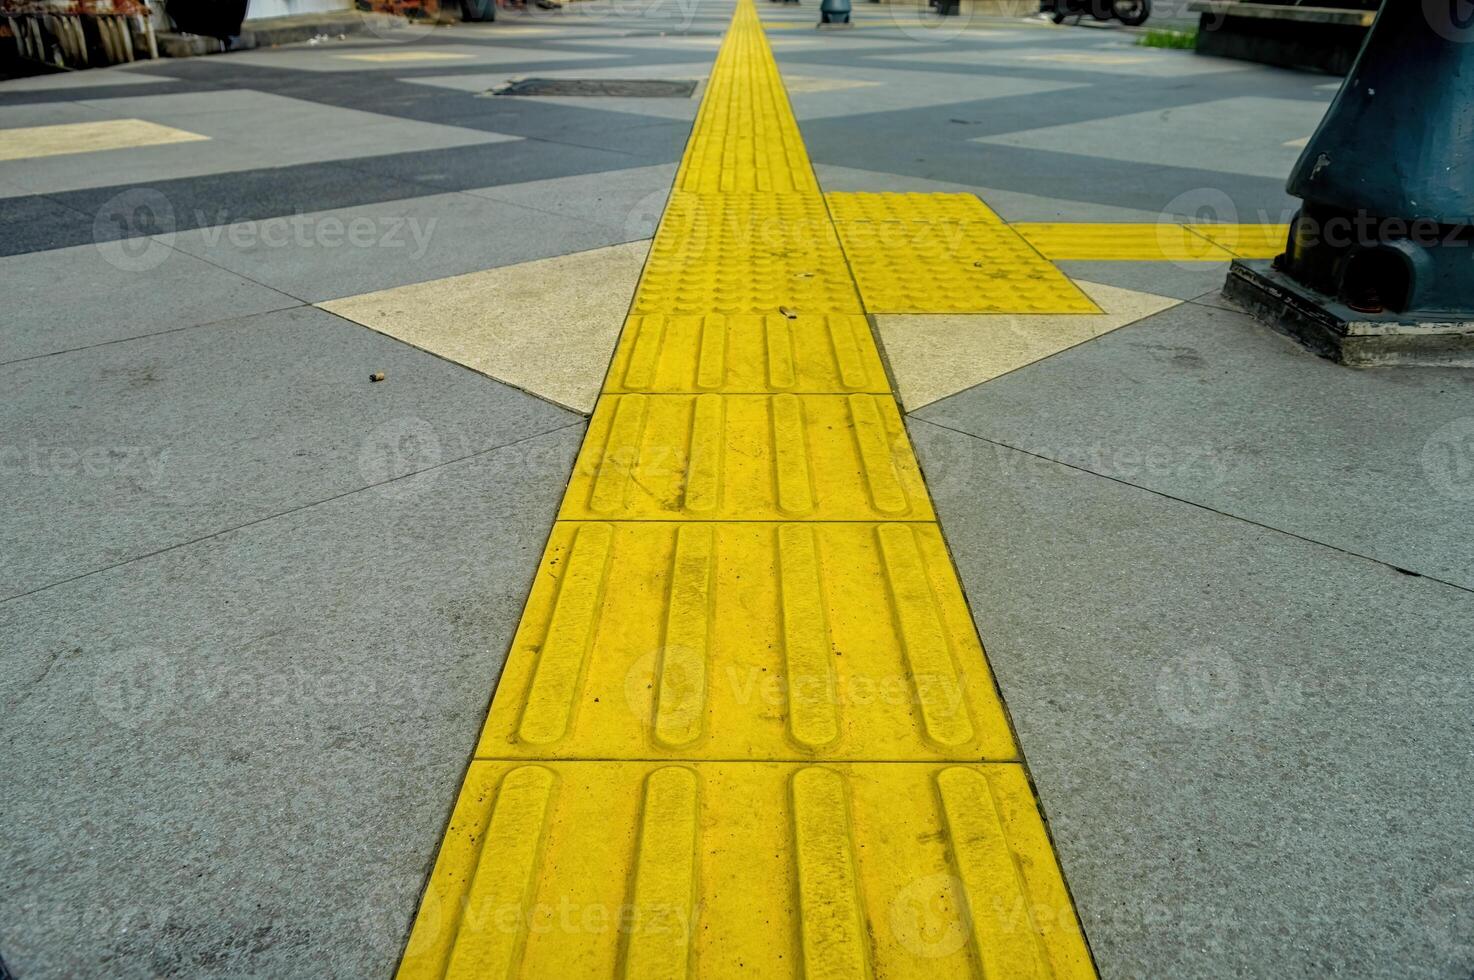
[561,393,934,522]
[0,119,208,162]
[401,761,1092,980]
[834,219,1100,314]
[1188,222,1290,258]
[633,193,862,314]
[605,313,889,394]
[1014,222,1246,261]
[479,521,1017,760]
[825,190,1004,225]
[398,0,1095,975]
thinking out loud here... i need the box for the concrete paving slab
[907,420,1474,980]
[320,240,649,412]
[917,300,1474,590]
[399,63,708,121]
[876,280,1181,409]
[874,43,1257,76]
[0,191,101,257]
[812,164,1157,220]
[777,61,1085,120]
[464,161,676,236]
[0,304,576,598]
[0,70,176,93]
[1054,259,1234,301]
[165,189,638,303]
[0,423,584,979]
[0,91,520,196]
[1,241,299,362]
[974,96,1332,180]
[217,41,615,72]
[0,118,208,162]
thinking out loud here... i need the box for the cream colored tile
[875,280,1181,410]
[0,119,207,162]
[319,241,649,413]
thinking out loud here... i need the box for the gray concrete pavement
[3,1,1472,977]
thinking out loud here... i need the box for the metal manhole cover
[493,78,697,98]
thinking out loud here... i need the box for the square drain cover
[494,78,697,98]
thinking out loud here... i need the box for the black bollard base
[1224,260,1474,368]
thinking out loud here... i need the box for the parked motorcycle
[1040,0,1151,26]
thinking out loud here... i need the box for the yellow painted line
[398,1,1096,975]
[606,313,890,394]
[401,761,1091,979]
[1188,222,1289,259]
[1014,222,1236,261]
[334,51,474,62]
[1013,222,1291,261]
[0,119,208,162]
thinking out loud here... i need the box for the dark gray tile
[910,420,1474,980]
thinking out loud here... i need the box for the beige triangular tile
[320,241,648,413]
[874,280,1181,410]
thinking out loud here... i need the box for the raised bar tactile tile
[478,521,1017,761]
[399,761,1094,979]
[561,394,934,522]
[606,313,890,394]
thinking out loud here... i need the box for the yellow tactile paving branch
[1013,221,1289,261]
[397,1,1097,977]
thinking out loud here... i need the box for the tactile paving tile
[1012,222,1234,262]
[399,760,1094,980]
[479,520,1016,761]
[561,393,933,522]
[678,13,816,194]
[834,220,1100,314]
[634,194,863,315]
[825,191,1004,225]
[1188,222,1290,259]
[605,313,889,394]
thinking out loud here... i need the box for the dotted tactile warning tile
[1012,222,1235,262]
[825,191,1004,225]
[400,761,1093,980]
[633,194,862,315]
[834,220,1101,314]
[399,0,1097,974]
[560,393,934,522]
[478,521,1017,761]
[1188,222,1290,259]
[606,313,890,394]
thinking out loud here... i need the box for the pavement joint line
[0,420,586,608]
[397,1,1097,976]
[0,297,307,370]
[908,415,1474,597]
